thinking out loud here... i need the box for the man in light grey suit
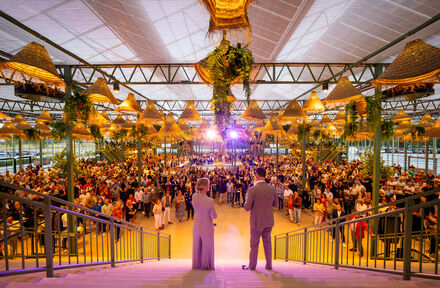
[244,167,278,270]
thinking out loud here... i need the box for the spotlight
[322,82,328,93]
[206,128,217,140]
[113,83,120,94]
[229,130,239,139]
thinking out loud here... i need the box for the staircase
[1,259,439,288]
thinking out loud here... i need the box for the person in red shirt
[354,214,374,257]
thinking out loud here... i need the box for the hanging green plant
[404,125,426,142]
[52,148,81,178]
[360,150,394,178]
[343,101,360,138]
[207,41,254,131]
[298,122,312,141]
[49,120,66,141]
[23,128,42,142]
[89,124,103,142]
[64,89,93,124]
[381,120,395,140]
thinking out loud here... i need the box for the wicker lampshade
[372,39,440,87]
[286,122,298,136]
[188,127,200,139]
[179,101,202,122]
[319,114,331,125]
[0,122,24,136]
[101,110,111,122]
[199,119,211,131]
[356,124,372,140]
[392,109,412,123]
[226,88,237,102]
[420,113,434,124]
[418,118,433,128]
[158,114,183,137]
[323,77,363,108]
[262,114,284,135]
[84,77,119,104]
[310,119,320,129]
[333,110,346,125]
[355,98,367,116]
[394,121,411,132]
[34,122,51,136]
[426,119,440,138]
[241,100,265,121]
[281,99,308,121]
[72,122,93,141]
[0,111,12,121]
[303,91,325,114]
[36,110,53,124]
[178,121,191,132]
[121,119,134,129]
[200,0,252,32]
[136,100,164,126]
[115,93,142,114]
[0,42,64,87]
[15,118,32,131]
[13,114,25,124]
[88,106,110,127]
[252,120,265,132]
[112,114,126,125]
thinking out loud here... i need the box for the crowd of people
[0,151,439,259]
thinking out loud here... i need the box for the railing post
[303,228,307,265]
[334,220,340,270]
[43,197,53,278]
[285,233,289,262]
[110,218,115,268]
[403,198,414,280]
[274,235,277,260]
[140,227,144,263]
[157,232,160,261]
[169,235,171,259]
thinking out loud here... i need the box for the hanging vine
[64,88,93,124]
[23,128,42,142]
[49,120,66,141]
[207,41,254,132]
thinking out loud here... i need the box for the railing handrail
[275,186,440,237]
[0,180,168,237]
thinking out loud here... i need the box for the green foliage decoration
[404,125,426,142]
[49,120,66,141]
[206,41,254,131]
[23,128,42,142]
[52,148,81,178]
[64,89,93,124]
[360,150,394,179]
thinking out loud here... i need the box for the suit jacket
[244,181,278,231]
[332,210,346,222]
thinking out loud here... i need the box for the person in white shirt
[283,184,293,216]
[312,186,321,203]
[403,182,416,195]
[356,199,368,213]
[152,199,163,231]
[324,188,333,200]
[134,188,144,210]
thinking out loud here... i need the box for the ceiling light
[322,82,328,93]
[113,83,120,94]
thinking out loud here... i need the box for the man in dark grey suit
[244,167,278,270]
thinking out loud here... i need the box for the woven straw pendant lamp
[88,106,110,128]
[372,39,440,87]
[84,77,119,104]
[115,93,142,114]
[101,110,111,122]
[241,100,265,121]
[323,77,363,109]
[303,91,325,114]
[281,99,308,122]
[36,110,53,124]
[72,122,93,141]
[178,120,191,132]
[0,122,24,138]
[262,114,284,136]
[333,110,346,125]
[179,100,202,122]
[112,114,126,125]
[34,122,51,137]
[0,42,64,87]
[158,114,183,137]
[319,114,331,125]
[13,114,25,124]
[0,111,12,121]
[137,100,164,126]
[392,109,412,123]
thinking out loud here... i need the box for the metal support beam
[372,64,383,208]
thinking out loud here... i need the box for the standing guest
[287,194,294,223]
[342,190,354,215]
[111,202,123,241]
[354,214,374,257]
[175,190,186,223]
[152,199,163,231]
[192,178,217,270]
[134,187,143,211]
[218,177,227,205]
[331,205,346,246]
[161,191,173,226]
[185,186,194,220]
[293,191,302,224]
[283,184,293,216]
[125,201,137,223]
[142,188,151,218]
[313,198,324,225]
[276,183,284,211]
[226,179,234,203]
[325,198,336,221]
[101,198,113,217]
[243,167,278,271]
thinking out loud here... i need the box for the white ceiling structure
[0,0,439,118]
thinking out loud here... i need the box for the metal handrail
[274,192,440,281]
[275,186,440,237]
[0,183,171,278]
[0,180,166,235]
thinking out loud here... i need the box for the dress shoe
[168,221,173,224]
[265,266,272,270]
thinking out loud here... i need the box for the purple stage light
[229,130,239,139]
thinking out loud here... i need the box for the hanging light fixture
[113,83,120,94]
[322,82,329,93]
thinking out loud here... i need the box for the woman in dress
[192,177,217,270]
[175,190,186,222]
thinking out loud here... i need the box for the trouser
[351,230,357,250]
[233,192,240,205]
[187,203,194,218]
[278,197,283,210]
[219,193,226,204]
[249,227,272,270]
[241,191,247,205]
[163,207,171,223]
[332,226,345,242]
[154,214,162,229]
[288,209,294,222]
[345,205,352,215]
[115,226,121,241]
[137,201,143,211]
[227,191,233,202]
[143,202,151,217]
[314,214,321,225]
[294,208,301,223]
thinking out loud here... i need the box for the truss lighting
[113,83,120,94]
[322,82,328,93]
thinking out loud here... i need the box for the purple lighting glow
[229,130,239,139]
